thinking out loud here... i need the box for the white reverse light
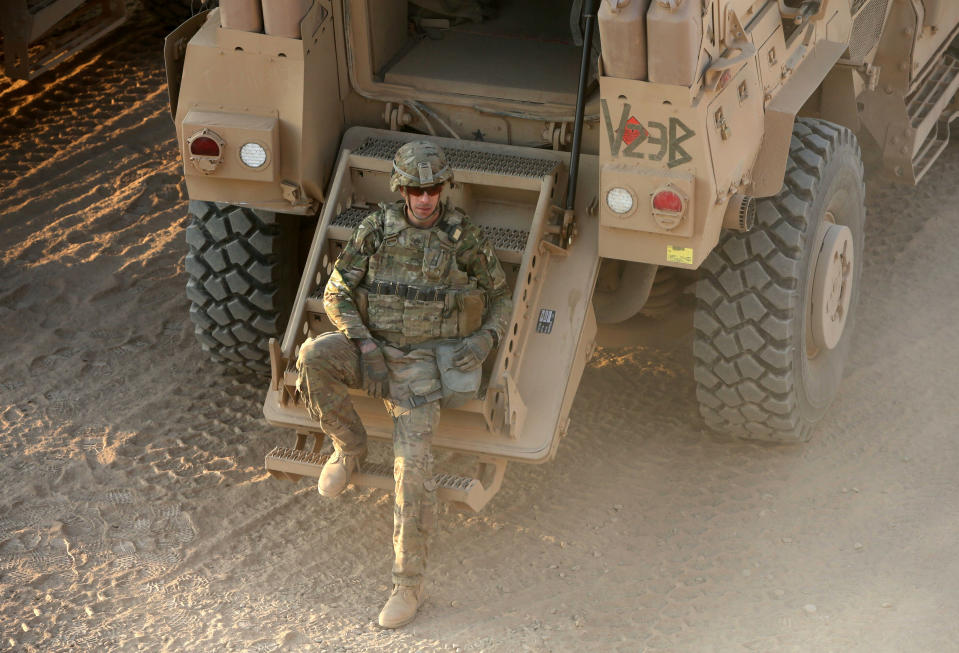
[239,142,268,168]
[606,187,634,214]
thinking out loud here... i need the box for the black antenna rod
[565,0,598,212]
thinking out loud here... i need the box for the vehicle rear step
[349,135,563,188]
[327,205,531,264]
[265,125,600,467]
[265,446,506,512]
[902,53,959,183]
[911,117,953,183]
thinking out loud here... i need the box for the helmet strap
[404,197,441,224]
[402,187,443,226]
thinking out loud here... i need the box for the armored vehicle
[0,0,210,81]
[166,0,959,509]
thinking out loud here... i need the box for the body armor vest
[357,203,485,346]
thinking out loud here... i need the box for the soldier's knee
[297,332,350,371]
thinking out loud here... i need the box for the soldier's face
[401,185,442,224]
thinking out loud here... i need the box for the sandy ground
[2,7,959,652]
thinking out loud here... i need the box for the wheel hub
[810,223,854,351]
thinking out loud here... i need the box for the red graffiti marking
[622,116,646,145]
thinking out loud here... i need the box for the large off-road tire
[694,118,865,441]
[141,0,217,30]
[185,201,297,374]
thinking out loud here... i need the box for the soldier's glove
[357,338,389,398]
[452,330,495,372]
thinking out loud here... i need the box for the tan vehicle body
[167,0,959,509]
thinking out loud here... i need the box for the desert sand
[2,6,959,652]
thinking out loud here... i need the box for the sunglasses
[406,185,443,197]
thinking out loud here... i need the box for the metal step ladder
[905,54,959,183]
[265,437,506,512]
[264,126,601,509]
[275,130,565,418]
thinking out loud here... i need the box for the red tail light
[190,136,221,157]
[653,189,684,213]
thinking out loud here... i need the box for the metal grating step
[907,54,959,126]
[330,206,371,231]
[331,206,530,253]
[352,136,560,179]
[265,447,482,496]
[265,446,328,481]
[435,472,478,492]
[912,119,952,183]
[482,224,530,253]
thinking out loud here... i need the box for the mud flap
[163,10,211,120]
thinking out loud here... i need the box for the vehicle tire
[141,0,217,30]
[185,201,297,374]
[693,118,865,441]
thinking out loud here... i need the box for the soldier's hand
[357,338,389,398]
[452,330,494,372]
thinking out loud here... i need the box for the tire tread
[693,118,864,441]
[185,201,291,374]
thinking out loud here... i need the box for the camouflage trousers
[296,331,439,587]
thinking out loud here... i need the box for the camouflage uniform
[297,196,511,587]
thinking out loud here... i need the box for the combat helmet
[389,141,453,192]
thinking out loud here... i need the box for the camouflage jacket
[324,200,512,346]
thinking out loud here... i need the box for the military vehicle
[0,0,210,81]
[165,0,959,509]
[0,0,128,80]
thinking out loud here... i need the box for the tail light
[650,185,688,230]
[190,136,221,157]
[186,129,225,174]
[652,189,684,213]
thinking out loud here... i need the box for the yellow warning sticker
[666,246,693,265]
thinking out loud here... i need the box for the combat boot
[378,583,427,629]
[317,449,366,497]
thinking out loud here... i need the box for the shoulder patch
[440,206,469,243]
[446,223,464,243]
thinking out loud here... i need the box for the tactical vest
[355,202,486,346]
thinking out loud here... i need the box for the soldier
[296,141,512,628]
